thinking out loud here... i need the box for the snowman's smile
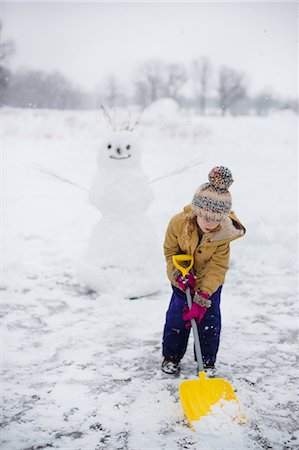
[110,155,131,160]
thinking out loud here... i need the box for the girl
[162,166,245,375]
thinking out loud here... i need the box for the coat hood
[183,204,246,245]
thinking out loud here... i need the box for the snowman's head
[98,130,142,170]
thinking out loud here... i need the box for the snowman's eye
[126,145,131,150]
[107,144,112,149]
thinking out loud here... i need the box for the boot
[161,358,181,375]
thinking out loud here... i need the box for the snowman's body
[77,130,162,298]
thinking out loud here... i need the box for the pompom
[208,166,234,191]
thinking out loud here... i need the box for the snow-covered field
[1,105,298,449]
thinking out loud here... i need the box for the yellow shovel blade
[179,371,238,425]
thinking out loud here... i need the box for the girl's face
[196,215,220,233]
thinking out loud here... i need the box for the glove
[176,272,196,294]
[193,291,212,308]
[182,303,207,330]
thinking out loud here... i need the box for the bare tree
[0,21,16,105]
[96,74,128,107]
[104,74,119,106]
[134,80,149,106]
[279,97,299,114]
[163,63,187,99]
[136,59,166,104]
[253,89,278,116]
[192,57,212,114]
[217,65,247,116]
[4,68,86,109]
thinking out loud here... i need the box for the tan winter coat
[164,205,246,296]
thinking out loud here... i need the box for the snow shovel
[172,254,240,427]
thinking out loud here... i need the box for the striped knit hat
[191,166,234,223]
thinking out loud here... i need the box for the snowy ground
[1,105,298,449]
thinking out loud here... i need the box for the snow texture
[1,105,298,450]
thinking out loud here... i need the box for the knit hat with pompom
[191,166,234,223]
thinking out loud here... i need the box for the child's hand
[176,272,196,293]
[182,303,207,329]
[193,291,212,308]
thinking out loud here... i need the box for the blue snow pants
[162,285,222,366]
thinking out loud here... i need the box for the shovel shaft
[186,287,204,373]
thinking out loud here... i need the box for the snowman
[77,110,162,298]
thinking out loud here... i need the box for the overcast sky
[1,2,298,98]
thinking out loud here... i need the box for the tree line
[1,22,297,115]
